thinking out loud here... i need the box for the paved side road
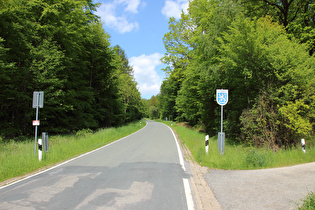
[204,162,315,209]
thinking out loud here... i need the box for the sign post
[33,91,44,155]
[216,89,228,154]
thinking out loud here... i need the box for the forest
[157,0,315,149]
[0,0,144,140]
[1,0,314,150]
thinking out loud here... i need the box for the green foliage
[239,0,315,56]
[147,95,160,119]
[175,67,202,124]
[112,45,142,123]
[0,0,143,139]
[159,0,315,148]
[159,77,180,121]
[299,191,315,210]
[279,100,312,136]
[240,89,279,149]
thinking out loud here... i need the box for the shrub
[240,89,279,150]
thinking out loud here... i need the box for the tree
[161,0,315,148]
[239,0,315,55]
[113,45,143,123]
[0,0,141,139]
[148,96,159,119]
[220,15,315,147]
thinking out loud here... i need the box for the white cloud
[96,0,141,33]
[161,0,189,19]
[118,0,140,13]
[129,53,164,99]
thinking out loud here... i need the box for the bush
[240,87,315,150]
[240,89,279,150]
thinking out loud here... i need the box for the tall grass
[298,191,315,209]
[0,120,145,183]
[162,121,315,170]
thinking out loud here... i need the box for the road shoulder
[171,127,222,210]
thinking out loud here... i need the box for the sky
[95,0,189,99]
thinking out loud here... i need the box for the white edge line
[0,122,148,190]
[165,124,186,171]
[183,178,195,210]
[163,123,195,210]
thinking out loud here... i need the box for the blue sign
[216,89,228,106]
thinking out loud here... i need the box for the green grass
[0,120,145,183]
[160,120,315,170]
[299,191,315,209]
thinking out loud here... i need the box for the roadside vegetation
[0,120,145,183]
[0,0,144,140]
[160,120,314,170]
[150,0,315,152]
[299,191,315,210]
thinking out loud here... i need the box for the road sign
[216,89,228,155]
[33,91,44,108]
[32,120,40,126]
[216,89,228,106]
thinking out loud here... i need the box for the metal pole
[34,94,39,155]
[220,105,224,154]
[221,105,223,133]
[34,108,38,155]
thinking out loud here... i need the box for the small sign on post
[216,89,228,106]
[33,91,44,108]
[216,89,228,155]
[32,120,40,126]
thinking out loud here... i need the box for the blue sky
[95,0,189,99]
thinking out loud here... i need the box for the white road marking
[183,178,195,210]
[163,122,195,210]
[164,123,186,171]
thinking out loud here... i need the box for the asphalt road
[0,121,194,210]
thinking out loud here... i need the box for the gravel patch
[204,162,315,209]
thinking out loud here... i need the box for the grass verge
[0,120,145,183]
[160,120,315,170]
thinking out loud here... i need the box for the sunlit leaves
[160,0,315,148]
